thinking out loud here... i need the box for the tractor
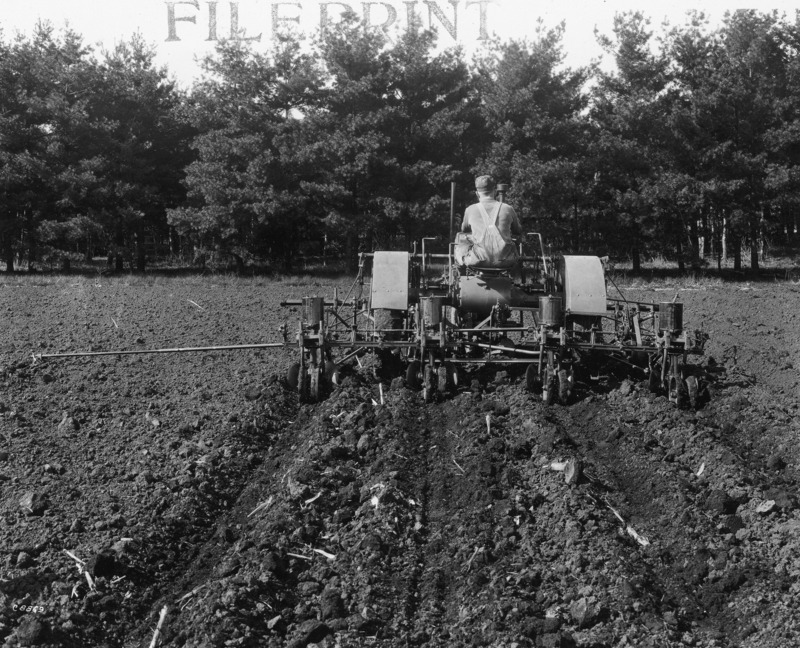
[282,234,708,407]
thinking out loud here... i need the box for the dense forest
[2,9,800,273]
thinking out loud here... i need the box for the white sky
[1,1,798,86]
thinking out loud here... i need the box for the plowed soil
[1,276,799,648]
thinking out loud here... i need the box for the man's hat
[475,175,495,192]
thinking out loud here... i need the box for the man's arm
[461,210,472,233]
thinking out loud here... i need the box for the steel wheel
[448,363,460,390]
[310,366,321,402]
[675,378,688,408]
[287,363,300,390]
[406,361,421,390]
[324,360,340,388]
[437,365,448,393]
[423,364,434,403]
[648,367,661,393]
[667,355,682,405]
[558,367,573,404]
[543,367,557,405]
[668,376,678,403]
[685,375,699,409]
[297,363,309,403]
[525,363,541,393]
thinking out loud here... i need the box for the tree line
[2,10,800,273]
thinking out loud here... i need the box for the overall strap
[477,201,501,229]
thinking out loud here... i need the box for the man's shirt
[462,197,522,242]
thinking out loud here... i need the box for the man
[455,175,522,268]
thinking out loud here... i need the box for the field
[1,273,799,648]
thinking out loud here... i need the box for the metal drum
[539,296,563,327]
[420,296,443,328]
[658,302,683,332]
[303,297,325,327]
[459,275,514,315]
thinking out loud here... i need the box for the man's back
[462,198,521,242]
[457,197,522,268]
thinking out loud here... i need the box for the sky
[1,0,798,85]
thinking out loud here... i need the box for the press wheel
[297,363,309,403]
[309,366,321,402]
[668,354,687,405]
[406,361,421,390]
[324,360,340,388]
[525,363,541,394]
[437,365,448,393]
[423,364,434,403]
[287,363,300,390]
[648,367,661,393]
[558,367,573,404]
[685,375,699,409]
[674,377,688,408]
[543,366,557,406]
[448,363,461,390]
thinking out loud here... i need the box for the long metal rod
[468,343,541,356]
[326,340,417,349]
[449,358,540,365]
[454,326,529,333]
[280,299,360,307]
[36,342,287,360]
